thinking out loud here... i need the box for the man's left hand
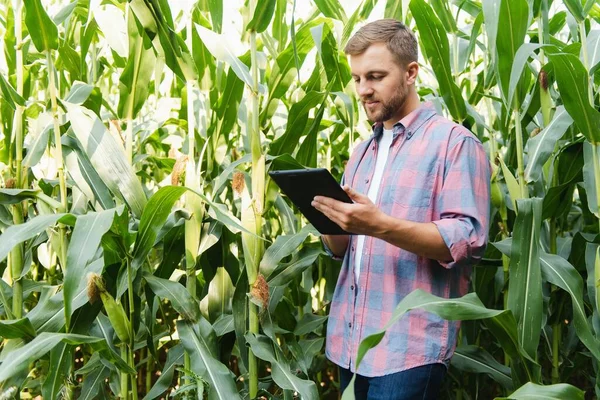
[312,185,383,236]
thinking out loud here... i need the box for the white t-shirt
[354,128,394,282]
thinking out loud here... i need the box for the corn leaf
[143,344,184,400]
[452,345,513,391]
[497,382,584,400]
[549,52,600,144]
[495,0,529,108]
[507,199,544,359]
[0,214,75,263]
[0,318,36,339]
[177,320,240,400]
[410,0,466,121]
[143,273,200,322]
[0,189,39,205]
[246,333,319,400]
[64,102,147,218]
[525,107,573,183]
[64,209,118,323]
[23,0,58,52]
[246,0,276,33]
[41,343,73,400]
[0,333,110,382]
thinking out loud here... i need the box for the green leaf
[117,8,156,119]
[23,124,51,169]
[246,0,276,33]
[586,29,600,75]
[79,364,110,400]
[64,209,117,324]
[62,135,117,210]
[497,382,584,400]
[28,258,103,333]
[177,320,240,400]
[293,313,328,336]
[268,20,319,100]
[93,5,127,58]
[245,333,319,400]
[563,0,585,22]
[410,0,466,121]
[0,318,36,339]
[524,107,573,183]
[0,189,39,205]
[24,0,58,52]
[0,73,25,110]
[549,52,600,143]
[0,213,75,263]
[347,289,539,395]
[583,142,599,217]
[64,102,147,218]
[311,23,351,92]
[268,247,322,287]
[540,252,600,360]
[144,273,200,322]
[206,267,234,322]
[195,24,262,92]
[452,345,513,390]
[143,344,184,400]
[495,0,529,107]
[0,333,109,382]
[498,155,522,210]
[130,0,197,82]
[384,0,403,19]
[269,91,327,157]
[507,198,543,359]
[208,0,223,33]
[507,43,545,111]
[42,343,73,400]
[431,0,457,33]
[132,186,188,272]
[260,225,312,278]
[314,0,347,22]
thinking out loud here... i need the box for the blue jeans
[339,363,447,400]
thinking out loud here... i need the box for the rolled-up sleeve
[432,135,491,269]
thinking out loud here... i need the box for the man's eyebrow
[352,70,389,77]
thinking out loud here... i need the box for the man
[311,19,490,399]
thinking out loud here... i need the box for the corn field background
[0,0,600,398]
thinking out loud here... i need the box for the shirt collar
[371,101,437,141]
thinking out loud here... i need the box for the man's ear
[405,61,419,85]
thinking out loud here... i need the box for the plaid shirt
[325,102,490,377]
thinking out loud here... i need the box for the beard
[362,82,407,123]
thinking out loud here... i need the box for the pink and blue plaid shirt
[325,101,491,377]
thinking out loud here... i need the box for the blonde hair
[344,19,418,67]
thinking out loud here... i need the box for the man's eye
[372,75,383,80]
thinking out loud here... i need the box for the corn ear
[89,273,131,343]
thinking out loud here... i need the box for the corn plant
[0,0,599,399]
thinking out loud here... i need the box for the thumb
[343,185,367,203]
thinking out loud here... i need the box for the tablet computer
[268,168,352,235]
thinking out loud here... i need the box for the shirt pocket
[388,162,439,211]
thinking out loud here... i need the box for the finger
[343,185,368,203]
[312,200,346,225]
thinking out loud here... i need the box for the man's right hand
[322,234,350,259]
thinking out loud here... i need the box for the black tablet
[268,168,352,235]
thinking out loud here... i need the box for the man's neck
[383,92,420,130]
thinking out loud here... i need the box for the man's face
[350,42,409,126]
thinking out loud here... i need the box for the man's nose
[356,81,374,97]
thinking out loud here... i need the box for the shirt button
[350,285,354,290]
[365,179,369,183]
[351,246,355,251]
[372,145,375,150]
[348,322,352,328]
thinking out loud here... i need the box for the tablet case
[268,168,352,235]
